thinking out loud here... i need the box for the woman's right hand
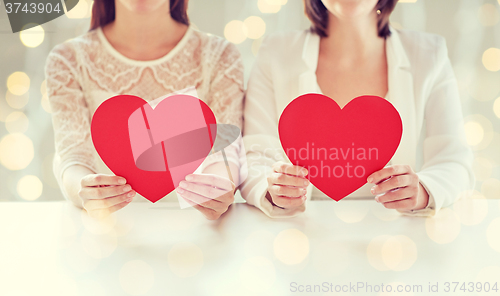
[79,174,136,218]
[267,162,309,209]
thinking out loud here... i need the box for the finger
[268,172,309,187]
[272,195,306,209]
[179,181,229,200]
[81,174,127,187]
[108,198,134,214]
[185,174,233,191]
[177,188,225,211]
[382,197,418,210]
[376,187,416,203]
[83,191,136,211]
[273,162,308,177]
[269,185,306,198]
[371,175,414,195]
[180,195,221,220]
[367,165,412,184]
[81,184,133,199]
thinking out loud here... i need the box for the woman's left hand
[176,174,235,220]
[367,165,429,211]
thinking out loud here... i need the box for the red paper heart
[91,94,216,203]
[278,94,402,201]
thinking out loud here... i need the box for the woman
[46,0,244,219]
[241,0,474,218]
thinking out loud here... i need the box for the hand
[79,174,136,218]
[367,165,429,211]
[267,162,309,209]
[176,174,235,220]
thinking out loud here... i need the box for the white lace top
[45,26,245,202]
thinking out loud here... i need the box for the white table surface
[1,198,500,296]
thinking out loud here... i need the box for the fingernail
[301,169,307,176]
[371,186,376,194]
[367,177,373,183]
[119,178,126,184]
[301,188,307,194]
[303,180,309,186]
[128,191,135,197]
[375,196,380,203]
[126,198,133,202]
[185,175,193,181]
[123,185,131,192]
[179,181,186,188]
[177,188,184,194]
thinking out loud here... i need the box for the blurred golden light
[17,175,43,201]
[494,97,500,119]
[80,229,117,259]
[119,260,154,295]
[473,157,493,181]
[481,178,500,199]
[258,0,281,13]
[224,20,248,44]
[66,0,90,19]
[464,121,484,146]
[6,91,29,109]
[0,133,34,170]
[482,48,500,72]
[486,217,500,253]
[312,241,349,277]
[453,191,488,225]
[425,208,461,244]
[367,235,391,271]
[167,242,204,278]
[80,209,117,234]
[239,256,276,293]
[273,229,309,265]
[244,16,266,39]
[6,72,30,96]
[20,24,45,48]
[40,80,47,96]
[478,3,500,27]
[5,112,29,134]
[381,235,417,271]
[333,201,369,223]
[41,95,52,113]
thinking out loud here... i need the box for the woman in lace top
[45,0,244,219]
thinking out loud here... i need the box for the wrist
[413,183,430,210]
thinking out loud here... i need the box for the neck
[322,11,383,58]
[103,1,188,56]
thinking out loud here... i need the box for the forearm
[62,165,95,208]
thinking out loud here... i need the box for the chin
[322,0,378,19]
[120,0,168,13]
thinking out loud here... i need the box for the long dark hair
[303,0,397,38]
[89,0,189,30]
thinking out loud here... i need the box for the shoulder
[191,29,242,62]
[394,29,448,65]
[258,30,309,60]
[46,30,100,69]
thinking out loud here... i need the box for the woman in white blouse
[241,0,474,218]
[46,0,244,219]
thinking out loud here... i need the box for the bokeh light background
[0,0,499,202]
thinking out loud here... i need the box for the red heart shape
[278,94,402,201]
[91,94,216,203]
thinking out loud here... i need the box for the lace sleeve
[45,43,97,198]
